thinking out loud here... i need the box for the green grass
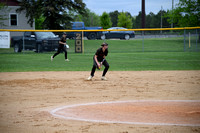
[83,38,185,53]
[0,38,200,72]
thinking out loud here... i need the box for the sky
[83,0,179,16]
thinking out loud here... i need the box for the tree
[132,16,136,28]
[159,10,171,28]
[80,8,100,27]
[16,0,39,28]
[109,10,119,27]
[145,12,155,28]
[100,12,112,29]
[17,0,87,29]
[117,12,133,29]
[135,11,142,28]
[166,0,200,27]
[35,15,45,29]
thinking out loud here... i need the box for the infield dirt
[0,71,200,133]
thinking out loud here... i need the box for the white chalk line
[50,100,200,127]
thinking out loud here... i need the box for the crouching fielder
[87,42,109,81]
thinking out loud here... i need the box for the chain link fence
[0,28,199,54]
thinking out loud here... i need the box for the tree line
[0,0,199,30]
[75,0,199,29]
[75,10,172,29]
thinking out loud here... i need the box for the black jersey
[59,36,66,47]
[95,48,108,61]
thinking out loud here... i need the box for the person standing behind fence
[51,32,69,61]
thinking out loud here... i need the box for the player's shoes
[101,76,107,80]
[65,59,70,61]
[87,76,93,81]
[51,56,53,61]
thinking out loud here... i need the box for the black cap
[101,42,108,46]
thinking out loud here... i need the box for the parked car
[11,32,60,53]
[66,22,103,40]
[101,27,135,40]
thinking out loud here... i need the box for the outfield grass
[0,38,200,72]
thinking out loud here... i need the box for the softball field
[0,71,200,133]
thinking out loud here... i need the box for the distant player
[87,42,109,80]
[51,32,69,61]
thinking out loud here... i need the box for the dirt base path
[0,71,200,133]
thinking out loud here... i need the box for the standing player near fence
[51,32,69,61]
[87,42,109,80]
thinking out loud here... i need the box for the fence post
[196,29,198,52]
[189,32,190,48]
[82,31,84,54]
[184,29,186,52]
[142,31,144,52]
[23,32,25,53]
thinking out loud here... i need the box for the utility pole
[161,6,163,34]
[142,0,145,29]
[171,0,174,28]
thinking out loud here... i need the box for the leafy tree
[62,8,100,27]
[73,12,82,22]
[145,12,155,28]
[80,8,100,27]
[100,12,112,29]
[159,10,171,28]
[135,11,142,28]
[132,16,136,28]
[134,10,170,29]
[16,0,39,28]
[35,15,45,29]
[17,0,87,29]
[117,12,133,29]
[166,0,200,27]
[109,10,119,27]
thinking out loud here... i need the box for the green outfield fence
[0,27,200,54]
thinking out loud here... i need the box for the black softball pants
[90,57,109,77]
[53,46,67,59]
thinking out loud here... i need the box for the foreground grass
[0,52,200,72]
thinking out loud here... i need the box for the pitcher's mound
[51,100,200,126]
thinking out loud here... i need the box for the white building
[0,0,35,37]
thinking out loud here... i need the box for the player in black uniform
[87,42,109,80]
[51,32,69,61]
